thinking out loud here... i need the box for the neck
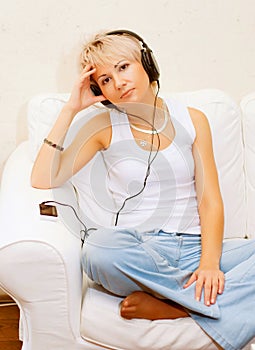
[117,85,159,121]
[127,98,165,130]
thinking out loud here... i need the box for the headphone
[90,29,160,106]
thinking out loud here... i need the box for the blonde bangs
[80,32,142,69]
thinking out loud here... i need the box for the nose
[113,73,126,90]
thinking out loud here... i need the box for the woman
[31,30,255,350]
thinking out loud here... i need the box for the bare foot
[120,291,189,320]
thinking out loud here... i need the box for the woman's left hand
[183,266,225,306]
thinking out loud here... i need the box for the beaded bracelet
[43,138,64,151]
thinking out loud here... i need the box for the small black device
[39,203,58,220]
[90,29,160,107]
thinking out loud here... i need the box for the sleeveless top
[100,97,201,234]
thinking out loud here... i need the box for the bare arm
[184,108,225,306]
[31,65,108,189]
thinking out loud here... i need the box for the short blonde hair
[80,31,142,69]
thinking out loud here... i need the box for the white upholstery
[240,93,255,236]
[0,89,254,349]
[81,284,217,350]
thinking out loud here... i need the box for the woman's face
[92,57,155,106]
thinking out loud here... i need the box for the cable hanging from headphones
[40,200,97,247]
[114,81,161,226]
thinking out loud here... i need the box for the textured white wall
[0,0,255,178]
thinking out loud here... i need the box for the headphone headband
[106,29,149,49]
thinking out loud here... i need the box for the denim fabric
[81,228,255,350]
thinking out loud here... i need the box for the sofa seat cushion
[80,282,217,350]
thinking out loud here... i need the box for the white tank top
[101,97,201,234]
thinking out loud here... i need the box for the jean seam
[139,242,162,273]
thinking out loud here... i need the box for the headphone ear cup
[91,84,113,108]
[141,48,160,83]
[91,84,102,96]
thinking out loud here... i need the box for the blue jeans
[81,228,255,350]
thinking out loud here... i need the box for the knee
[81,227,139,276]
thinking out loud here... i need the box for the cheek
[101,85,114,98]
[136,61,147,74]
[136,66,150,85]
[100,85,119,103]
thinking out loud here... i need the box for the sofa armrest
[0,141,86,346]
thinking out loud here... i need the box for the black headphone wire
[114,81,161,226]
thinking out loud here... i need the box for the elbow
[30,179,51,190]
[31,183,51,190]
[199,196,224,219]
[30,172,52,190]
[30,172,62,190]
[30,164,65,189]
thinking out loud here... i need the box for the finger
[218,273,225,295]
[80,67,96,80]
[82,64,95,72]
[79,66,96,82]
[183,274,197,289]
[210,278,219,304]
[195,276,204,302]
[203,278,212,306]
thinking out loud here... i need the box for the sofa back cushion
[169,90,247,238]
[241,93,255,238]
[27,89,247,238]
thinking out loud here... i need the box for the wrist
[199,259,220,270]
[62,103,80,116]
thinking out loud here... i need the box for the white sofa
[0,89,255,350]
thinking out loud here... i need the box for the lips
[120,88,134,99]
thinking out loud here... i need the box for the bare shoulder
[90,109,111,129]
[188,107,211,134]
[188,107,208,124]
[88,109,112,149]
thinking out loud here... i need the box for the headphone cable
[114,81,161,226]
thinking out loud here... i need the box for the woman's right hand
[67,64,107,113]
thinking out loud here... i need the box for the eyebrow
[114,60,125,68]
[97,73,106,81]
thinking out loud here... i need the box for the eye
[119,63,129,71]
[101,77,111,85]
